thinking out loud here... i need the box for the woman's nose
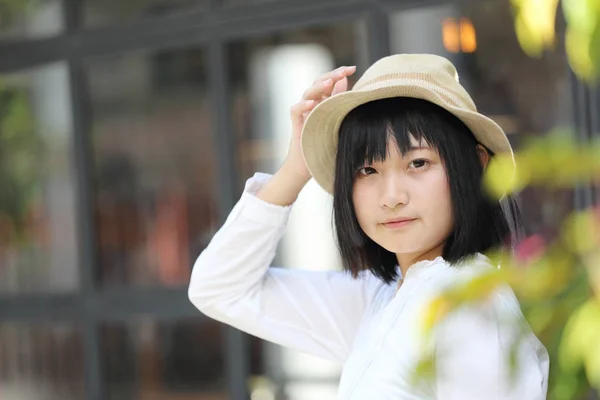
[380,175,409,209]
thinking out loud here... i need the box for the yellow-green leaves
[483,130,600,198]
[512,0,600,81]
[563,0,600,80]
[559,299,600,387]
[416,201,600,395]
[484,153,522,198]
[562,209,600,255]
[513,0,561,57]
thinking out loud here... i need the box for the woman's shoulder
[426,253,522,311]
[434,253,500,282]
[349,268,400,315]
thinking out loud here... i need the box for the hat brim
[301,80,515,195]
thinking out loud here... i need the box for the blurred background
[0,0,598,399]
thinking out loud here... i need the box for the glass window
[101,319,227,399]
[83,0,206,29]
[0,63,80,294]
[0,0,63,41]
[222,0,284,7]
[229,21,369,187]
[227,20,368,400]
[0,323,83,399]
[388,0,573,241]
[85,47,218,288]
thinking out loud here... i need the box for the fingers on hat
[304,67,356,100]
[302,79,335,100]
[312,66,356,85]
[290,100,315,121]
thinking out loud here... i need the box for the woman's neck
[396,243,445,278]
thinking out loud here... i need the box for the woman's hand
[257,65,356,206]
[284,65,357,182]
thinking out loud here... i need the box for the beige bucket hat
[300,53,515,195]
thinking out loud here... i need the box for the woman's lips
[382,219,416,229]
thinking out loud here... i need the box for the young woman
[189,54,549,399]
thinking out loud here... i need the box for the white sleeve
[188,173,385,364]
[434,288,549,400]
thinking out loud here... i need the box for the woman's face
[352,136,453,267]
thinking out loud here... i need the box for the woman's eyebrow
[406,145,432,151]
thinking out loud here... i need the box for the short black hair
[333,97,523,284]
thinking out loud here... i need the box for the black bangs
[333,96,523,284]
[340,97,470,175]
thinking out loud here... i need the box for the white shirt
[189,173,549,399]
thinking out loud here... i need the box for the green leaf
[562,0,599,32]
[590,21,600,80]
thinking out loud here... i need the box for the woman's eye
[358,167,377,176]
[409,159,429,169]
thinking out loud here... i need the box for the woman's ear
[476,144,490,169]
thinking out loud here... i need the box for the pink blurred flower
[515,234,547,264]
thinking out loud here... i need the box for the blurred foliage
[485,128,600,392]
[0,80,44,243]
[416,3,600,398]
[512,0,600,80]
[417,186,599,398]
[484,130,600,198]
[0,0,40,30]
[418,128,600,399]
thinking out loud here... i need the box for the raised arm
[188,171,385,364]
[189,64,377,363]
